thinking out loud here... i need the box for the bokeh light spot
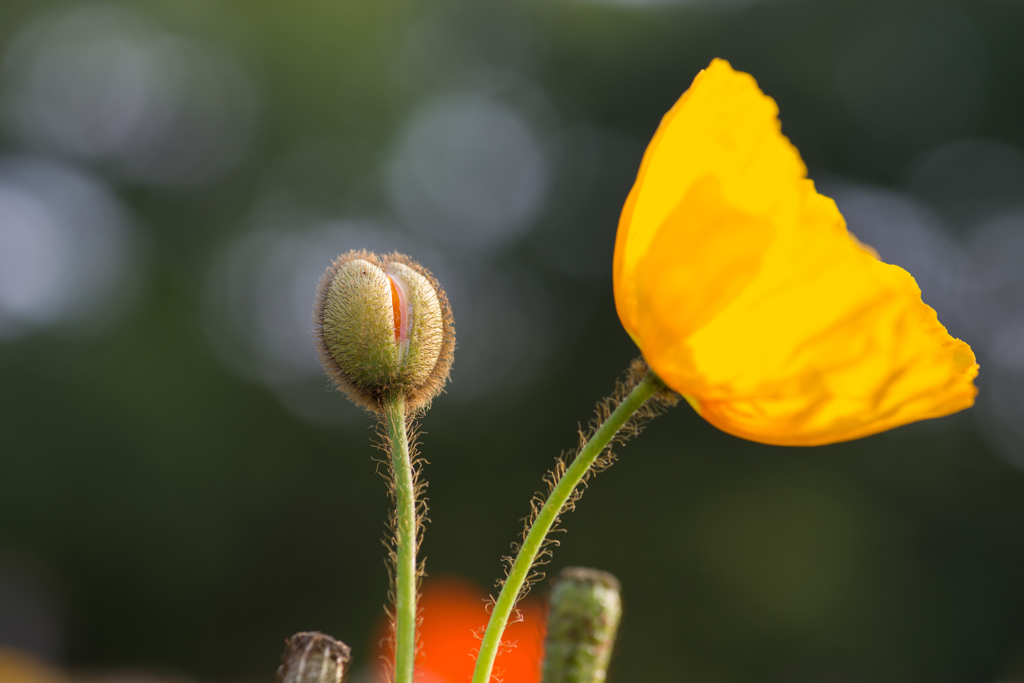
[387,93,549,255]
[1,4,259,186]
[0,157,139,339]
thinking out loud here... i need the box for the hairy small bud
[314,250,455,413]
[541,568,622,683]
[277,632,352,683]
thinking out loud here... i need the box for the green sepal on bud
[314,250,455,414]
[541,567,623,683]
[277,631,352,683]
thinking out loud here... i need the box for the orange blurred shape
[375,577,546,683]
[0,649,68,683]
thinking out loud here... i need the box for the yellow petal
[614,59,978,446]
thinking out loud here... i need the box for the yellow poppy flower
[613,58,978,446]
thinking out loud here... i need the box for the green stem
[385,393,417,683]
[471,370,662,683]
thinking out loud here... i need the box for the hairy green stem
[471,370,662,683]
[385,393,417,683]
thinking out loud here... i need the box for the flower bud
[541,567,622,683]
[314,250,454,413]
[277,632,352,683]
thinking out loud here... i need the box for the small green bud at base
[277,632,352,683]
[314,250,455,414]
[541,567,623,683]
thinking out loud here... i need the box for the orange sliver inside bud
[388,276,402,341]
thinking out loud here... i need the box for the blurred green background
[2,0,1024,681]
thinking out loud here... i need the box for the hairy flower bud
[314,250,454,413]
[277,632,352,683]
[541,567,622,683]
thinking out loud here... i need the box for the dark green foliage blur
[1,0,1023,681]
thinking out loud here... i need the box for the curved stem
[471,370,663,683]
[385,393,417,683]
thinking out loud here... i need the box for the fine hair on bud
[313,250,455,414]
[277,632,352,683]
[542,568,622,683]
